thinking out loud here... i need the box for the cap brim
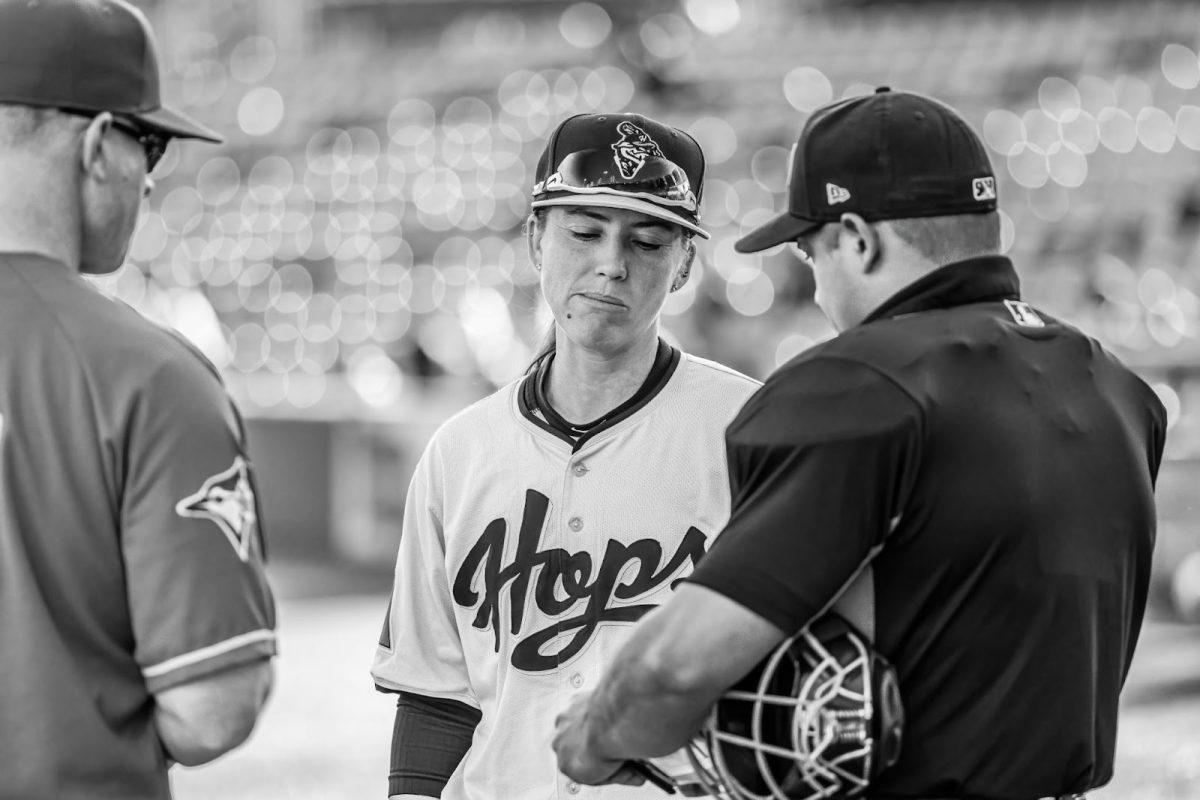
[531,195,710,239]
[134,105,223,143]
[734,211,824,253]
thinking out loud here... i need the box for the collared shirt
[0,254,276,800]
[689,256,1167,799]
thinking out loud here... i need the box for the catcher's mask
[686,614,904,800]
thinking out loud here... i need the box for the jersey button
[568,516,584,532]
[572,463,589,477]
[567,782,581,795]
[569,672,584,688]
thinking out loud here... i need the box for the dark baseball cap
[0,0,222,142]
[735,87,996,253]
[531,112,709,239]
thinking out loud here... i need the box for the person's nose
[594,239,628,282]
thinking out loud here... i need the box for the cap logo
[826,183,851,205]
[612,121,664,180]
[972,177,997,201]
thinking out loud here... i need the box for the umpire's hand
[553,691,646,786]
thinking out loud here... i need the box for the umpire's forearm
[580,633,723,760]
[579,585,788,762]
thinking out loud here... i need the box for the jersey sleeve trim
[143,629,276,689]
[372,673,481,710]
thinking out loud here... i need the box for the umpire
[554,87,1167,800]
[0,2,276,798]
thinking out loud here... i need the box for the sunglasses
[60,109,170,171]
[533,149,699,213]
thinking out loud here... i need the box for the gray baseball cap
[0,0,222,142]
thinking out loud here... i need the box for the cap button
[875,86,891,94]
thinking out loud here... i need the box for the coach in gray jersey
[0,2,276,798]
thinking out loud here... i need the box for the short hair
[884,211,1001,264]
[0,103,59,147]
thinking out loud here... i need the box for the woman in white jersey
[372,111,759,799]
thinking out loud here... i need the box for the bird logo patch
[611,121,664,180]
[175,455,259,562]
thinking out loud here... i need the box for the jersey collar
[863,255,1020,326]
[518,339,680,452]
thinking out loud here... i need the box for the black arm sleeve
[388,692,482,797]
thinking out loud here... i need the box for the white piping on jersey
[142,629,275,679]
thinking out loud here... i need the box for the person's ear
[526,213,544,272]
[80,112,113,181]
[838,212,880,273]
[670,240,696,292]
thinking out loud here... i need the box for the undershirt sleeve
[389,692,482,797]
[687,356,923,635]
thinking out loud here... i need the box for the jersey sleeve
[686,356,923,635]
[121,355,276,694]
[371,440,477,707]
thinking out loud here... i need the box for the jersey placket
[557,446,595,799]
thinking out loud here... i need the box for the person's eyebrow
[564,208,673,234]
[564,208,612,223]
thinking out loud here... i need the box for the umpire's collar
[862,255,1020,325]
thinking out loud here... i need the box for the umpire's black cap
[0,0,222,142]
[735,87,997,253]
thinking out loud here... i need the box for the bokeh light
[559,3,611,49]
[984,109,1025,156]
[1038,77,1081,122]
[685,0,742,35]
[689,117,739,165]
[229,36,277,84]
[1162,43,1200,90]
[783,67,833,113]
[1136,107,1176,153]
[238,87,285,136]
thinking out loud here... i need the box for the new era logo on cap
[972,177,997,202]
[826,183,851,205]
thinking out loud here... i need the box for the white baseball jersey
[372,347,759,800]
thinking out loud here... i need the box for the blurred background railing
[99,0,1200,614]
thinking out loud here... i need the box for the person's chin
[562,319,632,353]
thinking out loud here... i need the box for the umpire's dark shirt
[689,256,1167,799]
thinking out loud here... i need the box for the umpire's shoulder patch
[175,456,259,562]
[1003,299,1045,328]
